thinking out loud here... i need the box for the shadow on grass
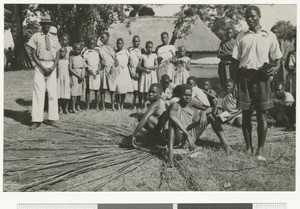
[118,131,167,160]
[195,138,222,149]
[4,109,31,127]
[15,98,32,107]
[129,112,143,119]
[4,66,34,72]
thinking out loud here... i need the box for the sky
[152,4,297,30]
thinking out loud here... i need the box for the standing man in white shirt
[232,6,282,160]
[27,13,61,130]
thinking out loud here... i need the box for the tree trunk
[13,4,33,69]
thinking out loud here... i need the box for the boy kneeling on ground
[131,83,168,148]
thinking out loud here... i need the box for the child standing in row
[69,43,87,113]
[57,46,71,114]
[82,37,101,110]
[138,41,158,109]
[60,34,73,59]
[98,32,118,111]
[128,35,142,109]
[174,46,190,85]
[115,38,134,110]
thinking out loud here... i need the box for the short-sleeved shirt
[162,83,177,101]
[27,32,61,61]
[272,92,294,106]
[232,28,282,70]
[192,86,210,107]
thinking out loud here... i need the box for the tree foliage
[4,4,129,67]
[38,4,127,43]
[128,4,155,17]
[172,4,250,42]
[272,20,296,41]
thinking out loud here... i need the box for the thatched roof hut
[107,16,221,53]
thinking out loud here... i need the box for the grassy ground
[3,66,295,191]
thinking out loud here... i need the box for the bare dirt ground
[3,66,295,191]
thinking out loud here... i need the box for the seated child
[131,83,168,148]
[187,77,232,151]
[203,80,217,98]
[160,74,177,107]
[218,79,242,127]
[268,82,295,131]
[168,84,232,167]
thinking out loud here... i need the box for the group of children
[54,32,191,114]
[131,75,239,167]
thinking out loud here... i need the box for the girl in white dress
[138,41,158,109]
[57,46,71,114]
[128,35,142,109]
[156,32,176,81]
[115,38,133,110]
[59,33,73,59]
[82,37,101,110]
[174,46,191,85]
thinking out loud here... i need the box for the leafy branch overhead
[172,4,250,42]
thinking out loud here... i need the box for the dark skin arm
[69,56,83,82]
[169,102,195,148]
[137,58,158,74]
[131,101,159,147]
[187,99,213,131]
[262,59,281,76]
[32,48,51,76]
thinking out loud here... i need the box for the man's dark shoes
[44,120,58,127]
[30,122,41,130]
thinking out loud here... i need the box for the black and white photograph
[2,3,297,193]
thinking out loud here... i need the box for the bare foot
[131,136,143,149]
[71,109,77,113]
[257,155,266,161]
[76,107,82,111]
[63,109,69,114]
[85,106,90,111]
[129,103,135,110]
[245,148,254,155]
[256,148,263,157]
[189,143,197,151]
[166,161,174,168]
[224,145,233,155]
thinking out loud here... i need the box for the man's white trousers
[31,61,59,122]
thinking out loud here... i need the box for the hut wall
[190,52,220,65]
